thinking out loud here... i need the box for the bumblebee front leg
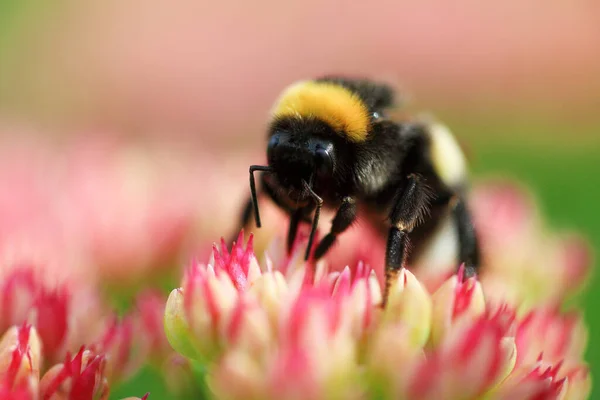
[287,206,314,254]
[234,193,312,252]
[313,196,357,260]
[383,174,431,306]
[452,196,480,277]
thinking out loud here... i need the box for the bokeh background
[1,0,599,398]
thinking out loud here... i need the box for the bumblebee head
[266,119,336,193]
[264,79,373,196]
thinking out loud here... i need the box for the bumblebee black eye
[315,147,333,175]
[267,134,280,160]
[268,134,279,150]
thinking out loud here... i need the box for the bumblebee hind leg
[383,174,432,306]
[452,196,480,277]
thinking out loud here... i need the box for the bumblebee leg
[302,182,324,261]
[383,174,431,306]
[231,168,269,245]
[287,207,313,254]
[452,196,480,277]
[229,195,255,245]
[232,165,270,244]
[262,182,313,254]
[249,165,271,227]
[233,190,312,251]
[313,196,357,260]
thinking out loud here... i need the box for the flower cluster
[0,323,113,399]
[0,266,172,399]
[165,229,591,399]
[0,137,233,398]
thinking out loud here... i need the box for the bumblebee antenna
[302,180,323,261]
[249,165,272,228]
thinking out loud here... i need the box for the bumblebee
[238,76,480,305]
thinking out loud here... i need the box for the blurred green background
[1,0,599,398]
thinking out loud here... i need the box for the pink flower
[515,307,587,369]
[40,347,108,400]
[165,233,592,399]
[471,181,593,310]
[0,267,157,398]
[0,320,153,400]
[91,290,180,387]
[93,316,138,384]
[429,266,486,346]
[406,307,516,400]
[494,358,590,400]
[495,360,568,400]
[0,267,86,364]
[165,234,380,399]
[0,324,41,396]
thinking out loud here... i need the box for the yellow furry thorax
[270,80,371,142]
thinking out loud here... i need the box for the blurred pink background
[1,0,599,148]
